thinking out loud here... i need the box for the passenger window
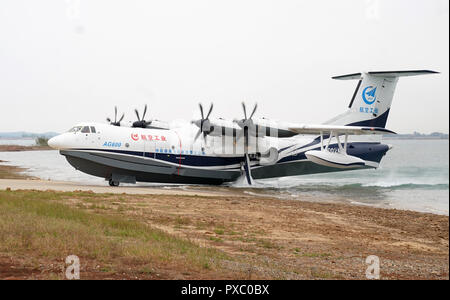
[81,126,90,133]
[90,126,96,133]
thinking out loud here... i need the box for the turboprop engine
[258,147,279,166]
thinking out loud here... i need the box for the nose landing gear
[108,179,120,187]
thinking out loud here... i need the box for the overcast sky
[0,0,448,133]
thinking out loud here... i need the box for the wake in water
[229,140,449,215]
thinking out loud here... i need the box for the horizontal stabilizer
[332,70,439,80]
[288,124,396,135]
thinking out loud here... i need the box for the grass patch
[257,239,280,249]
[0,190,230,278]
[209,236,223,243]
[310,267,334,279]
[302,252,331,258]
[214,228,225,235]
[175,216,191,226]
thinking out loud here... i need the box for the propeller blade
[249,103,258,119]
[199,103,204,119]
[114,106,118,123]
[118,113,125,123]
[142,104,147,120]
[106,117,111,123]
[243,153,253,185]
[135,109,140,121]
[242,102,247,119]
[206,103,213,119]
[194,130,202,142]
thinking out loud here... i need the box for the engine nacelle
[259,147,279,166]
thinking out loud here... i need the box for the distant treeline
[384,132,449,140]
[35,137,49,146]
[0,132,59,139]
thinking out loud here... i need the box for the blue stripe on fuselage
[73,141,389,168]
[73,148,242,167]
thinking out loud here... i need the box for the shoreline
[0,161,36,180]
[0,145,52,152]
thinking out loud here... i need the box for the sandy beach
[0,175,448,280]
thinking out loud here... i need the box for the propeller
[192,103,214,142]
[235,102,258,185]
[235,102,258,132]
[132,104,152,128]
[106,106,125,126]
[242,153,253,185]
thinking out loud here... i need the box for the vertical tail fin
[326,70,438,128]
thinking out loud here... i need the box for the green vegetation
[301,252,331,258]
[209,236,223,243]
[213,228,225,235]
[0,190,229,278]
[34,136,49,146]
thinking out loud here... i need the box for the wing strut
[320,131,349,154]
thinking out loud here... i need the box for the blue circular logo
[362,86,377,105]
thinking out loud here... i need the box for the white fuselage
[48,122,389,185]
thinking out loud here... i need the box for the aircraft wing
[207,118,299,138]
[288,124,396,135]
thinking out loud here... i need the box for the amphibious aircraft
[48,70,438,186]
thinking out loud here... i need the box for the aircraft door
[144,139,156,158]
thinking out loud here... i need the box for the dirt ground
[1,187,445,280]
[104,193,448,279]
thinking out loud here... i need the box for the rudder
[326,70,438,128]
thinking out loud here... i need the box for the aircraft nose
[48,135,63,149]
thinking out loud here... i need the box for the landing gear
[108,179,120,187]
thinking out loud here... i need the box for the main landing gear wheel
[108,179,120,187]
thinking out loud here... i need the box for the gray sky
[0,0,448,133]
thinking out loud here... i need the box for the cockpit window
[90,126,96,133]
[68,126,82,133]
[81,126,90,133]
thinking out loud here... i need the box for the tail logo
[362,86,377,105]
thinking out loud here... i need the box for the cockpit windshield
[68,126,82,133]
[68,126,96,133]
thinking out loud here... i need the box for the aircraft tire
[108,179,120,187]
